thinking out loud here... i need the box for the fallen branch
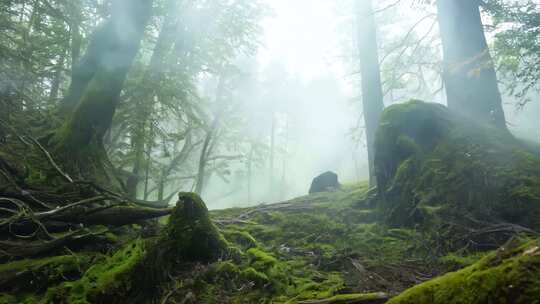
[0,228,108,259]
[297,292,389,304]
[35,196,107,220]
[75,206,173,226]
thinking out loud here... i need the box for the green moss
[43,240,146,304]
[374,100,540,234]
[0,294,41,304]
[387,239,540,304]
[438,252,486,269]
[166,192,229,262]
[242,267,271,286]
[223,229,259,250]
[247,248,278,270]
[286,292,387,304]
[0,254,92,294]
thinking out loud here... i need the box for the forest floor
[157,182,486,303]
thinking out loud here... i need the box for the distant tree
[355,0,385,186]
[437,0,506,128]
[125,0,180,198]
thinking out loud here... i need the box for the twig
[27,136,73,183]
[35,196,107,220]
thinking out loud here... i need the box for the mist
[2,1,540,301]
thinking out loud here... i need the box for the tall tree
[437,0,506,128]
[126,0,180,198]
[355,0,384,187]
[52,0,153,182]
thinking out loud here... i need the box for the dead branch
[297,292,388,304]
[35,196,107,220]
[0,228,108,259]
[27,136,73,183]
[71,205,173,226]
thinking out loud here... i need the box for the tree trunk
[49,53,65,102]
[68,1,82,73]
[280,114,289,200]
[52,0,153,184]
[355,0,385,187]
[437,0,506,128]
[247,143,254,202]
[195,78,226,195]
[195,121,218,195]
[268,113,276,198]
[127,0,179,197]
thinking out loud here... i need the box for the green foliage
[486,0,540,102]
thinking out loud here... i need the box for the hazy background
[202,0,539,209]
[203,1,362,209]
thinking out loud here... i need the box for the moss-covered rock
[375,100,540,233]
[387,238,540,304]
[166,192,229,262]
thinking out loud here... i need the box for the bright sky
[257,0,351,93]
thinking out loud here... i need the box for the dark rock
[309,171,340,194]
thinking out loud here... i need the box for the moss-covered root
[295,292,388,304]
[387,239,540,304]
[0,254,92,294]
[166,192,229,262]
[44,240,146,304]
[39,193,230,304]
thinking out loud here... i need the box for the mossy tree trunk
[355,0,385,187]
[52,0,153,184]
[437,0,507,129]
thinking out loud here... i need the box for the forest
[0,0,539,303]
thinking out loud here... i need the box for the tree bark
[355,0,385,187]
[195,120,218,195]
[127,0,179,198]
[51,0,153,183]
[195,78,226,195]
[437,0,506,129]
[247,143,254,202]
[58,0,153,116]
[268,112,276,198]
[49,53,65,102]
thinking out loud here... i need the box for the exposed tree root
[0,119,174,262]
[0,227,107,259]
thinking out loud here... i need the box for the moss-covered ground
[158,183,478,303]
[1,101,539,303]
[1,182,537,303]
[0,183,454,303]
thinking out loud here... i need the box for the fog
[2,0,537,211]
[197,0,540,209]
[202,1,362,209]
